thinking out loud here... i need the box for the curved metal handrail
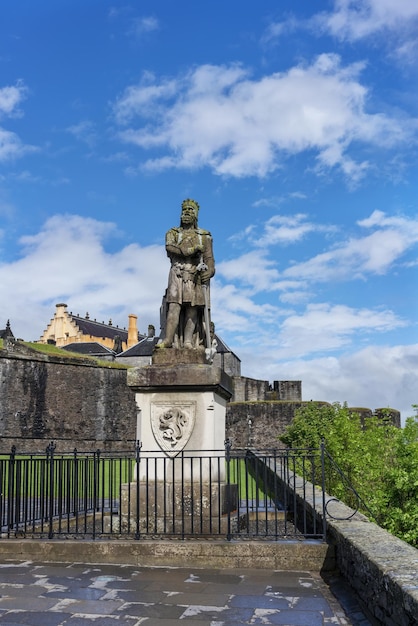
[321,443,377,522]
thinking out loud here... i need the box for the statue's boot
[157,303,181,348]
[183,308,197,349]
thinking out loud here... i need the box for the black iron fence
[0,442,328,541]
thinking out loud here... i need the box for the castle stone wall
[232,376,269,402]
[0,350,137,452]
[226,401,304,448]
[0,349,401,453]
[269,380,302,401]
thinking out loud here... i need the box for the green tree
[383,415,418,545]
[280,402,418,547]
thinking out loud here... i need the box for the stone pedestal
[127,359,233,460]
[124,357,236,535]
[121,481,238,535]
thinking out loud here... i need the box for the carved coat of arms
[151,401,196,457]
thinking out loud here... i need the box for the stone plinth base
[127,363,232,457]
[121,481,238,535]
[127,362,232,399]
[152,347,207,366]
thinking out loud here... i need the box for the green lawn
[0,455,268,505]
[228,458,267,500]
[0,455,135,501]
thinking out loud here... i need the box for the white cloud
[253,192,307,208]
[252,214,334,247]
[273,344,418,423]
[131,16,159,36]
[279,288,312,305]
[0,127,36,162]
[228,300,405,363]
[216,244,406,358]
[0,215,168,340]
[223,210,418,304]
[228,224,256,244]
[214,209,415,369]
[217,210,418,316]
[393,38,418,64]
[277,303,405,357]
[284,211,418,283]
[237,340,417,423]
[317,0,418,42]
[113,73,178,125]
[228,213,335,251]
[0,198,14,219]
[263,2,418,62]
[261,17,299,45]
[0,81,36,162]
[212,281,285,335]
[66,120,97,148]
[112,56,414,181]
[0,81,27,118]
[217,251,280,291]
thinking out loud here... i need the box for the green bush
[280,402,418,547]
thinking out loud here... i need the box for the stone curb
[0,538,334,571]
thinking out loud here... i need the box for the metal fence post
[7,445,16,534]
[225,438,232,541]
[46,441,56,539]
[320,439,327,540]
[135,440,141,540]
[92,448,100,539]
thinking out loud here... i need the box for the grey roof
[214,334,240,358]
[61,342,115,356]
[69,315,136,342]
[0,320,14,340]
[119,336,159,357]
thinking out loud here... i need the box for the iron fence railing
[0,441,329,541]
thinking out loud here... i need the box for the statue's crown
[181,198,200,215]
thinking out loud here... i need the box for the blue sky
[1,0,417,421]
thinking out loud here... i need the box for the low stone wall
[326,509,417,625]
[276,466,418,625]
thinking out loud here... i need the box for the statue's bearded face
[181,205,196,225]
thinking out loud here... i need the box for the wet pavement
[0,560,371,625]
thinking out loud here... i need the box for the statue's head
[180,198,199,227]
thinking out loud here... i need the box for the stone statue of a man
[157,199,215,350]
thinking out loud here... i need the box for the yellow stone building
[39,303,141,353]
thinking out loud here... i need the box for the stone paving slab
[0,560,371,625]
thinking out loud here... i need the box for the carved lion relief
[151,401,196,457]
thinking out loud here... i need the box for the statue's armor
[165,227,214,307]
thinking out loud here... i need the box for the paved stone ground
[0,560,372,625]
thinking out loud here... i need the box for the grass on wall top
[0,338,129,369]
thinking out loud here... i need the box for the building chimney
[55,303,68,342]
[128,314,138,348]
[148,324,155,337]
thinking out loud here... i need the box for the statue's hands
[179,242,203,256]
[200,270,212,284]
[197,258,213,284]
